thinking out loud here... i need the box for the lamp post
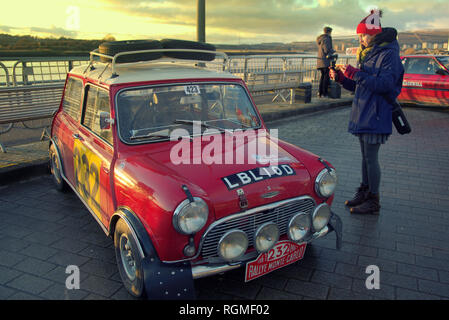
[197,0,205,42]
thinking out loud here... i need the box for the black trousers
[359,138,381,195]
[318,67,330,97]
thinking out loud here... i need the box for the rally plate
[245,241,307,282]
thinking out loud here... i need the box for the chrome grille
[200,198,315,258]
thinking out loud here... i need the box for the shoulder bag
[374,52,412,135]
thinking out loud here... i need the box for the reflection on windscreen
[116,83,261,143]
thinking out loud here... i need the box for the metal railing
[0,54,356,152]
[0,56,89,87]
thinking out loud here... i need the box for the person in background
[329,10,404,215]
[316,26,335,98]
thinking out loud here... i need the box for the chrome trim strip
[311,226,329,240]
[192,262,244,279]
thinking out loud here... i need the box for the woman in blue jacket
[330,10,404,214]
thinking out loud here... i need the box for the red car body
[398,55,449,106]
[49,42,342,299]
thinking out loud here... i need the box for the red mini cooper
[398,55,449,106]
[49,40,342,299]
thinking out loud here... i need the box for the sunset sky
[1,0,448,44]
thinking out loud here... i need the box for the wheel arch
[49,138,65,177]
[109,207,158,260]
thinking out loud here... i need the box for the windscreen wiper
[173,119,232,135]
[129,132,171,141]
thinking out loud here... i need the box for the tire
[0,123,13,134]
[114,219,145,298]
[161,39,216,61]
[49,143,68,192]
[99,40,163,63]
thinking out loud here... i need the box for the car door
[433,57,449,106]
[56,76,83,185]
[401,57,442,105]
[74,84,115,227]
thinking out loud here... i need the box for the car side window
[405,58,439,75]
[62,77,83,121]
[82,85,113,145]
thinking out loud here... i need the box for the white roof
[70,60,239,85]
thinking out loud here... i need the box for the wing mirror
[99,112,114,130]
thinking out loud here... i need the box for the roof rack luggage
[87,39,229,77]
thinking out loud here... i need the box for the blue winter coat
[341,40,404,134]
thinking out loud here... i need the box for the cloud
[29,26,79,38]
[0,25,79,39]
[0,25,11,33]
[6,0,447,44]
[99,0,372,42]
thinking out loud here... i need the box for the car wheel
[114,219,145,298]
[99,40,163,63]
[49,144,67,192]
[161,39,216,61]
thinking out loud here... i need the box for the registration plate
[245,241,307,282]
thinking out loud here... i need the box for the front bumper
[141,211,342,299]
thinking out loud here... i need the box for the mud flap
[142,257,196,300]
[327,211,343,250]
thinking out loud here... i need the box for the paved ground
[1,106,449,300]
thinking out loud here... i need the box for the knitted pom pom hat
[356,9,383,35]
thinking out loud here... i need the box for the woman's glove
[330,67,346,84]
[342,64,360,80]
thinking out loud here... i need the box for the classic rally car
[49,39,342,299]
[398,55,449,106]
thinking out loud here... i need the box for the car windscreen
[437,56,449,70]
[116,83,261,143]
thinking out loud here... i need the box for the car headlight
[315,168,337,198]
[312,203,332,232]
[287,213,311,242]
[254,222,280,253]
[173,197,209,235]
[218,229,248,261]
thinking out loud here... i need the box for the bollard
[295,82,312,103]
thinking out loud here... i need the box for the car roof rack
[87,48,230,77]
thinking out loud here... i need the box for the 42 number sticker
[184,85,200,95]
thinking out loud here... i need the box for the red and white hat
[356,10,382,35]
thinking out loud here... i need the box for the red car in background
[398,55,449,106]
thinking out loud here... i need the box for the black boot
[350,192,380,215]
[345,184,369,207]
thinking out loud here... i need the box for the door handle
[72,133,84,141]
